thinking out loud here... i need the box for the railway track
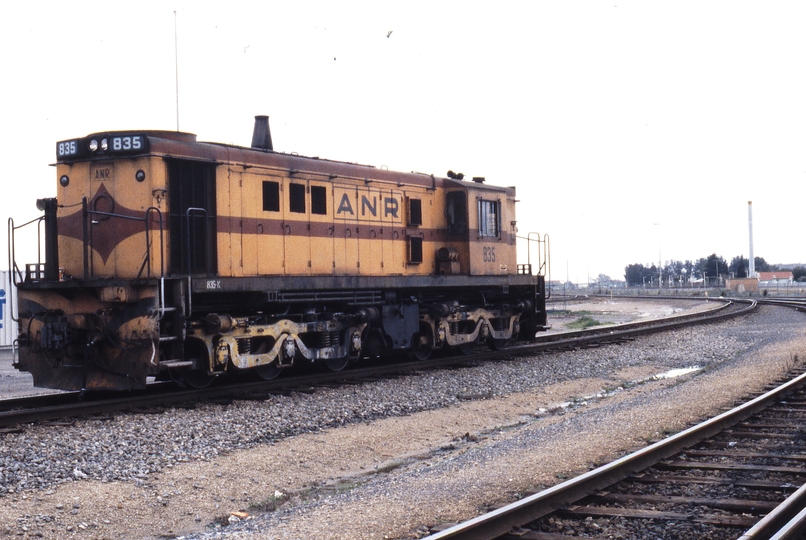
[424,366,806,540]
[0,297,755,428]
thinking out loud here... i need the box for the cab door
[381,188,405,274]
[283,179,311,275]
[465,185,516,276]
[309,181,334,275]
[168,159,217,276]
[254,174,285,275]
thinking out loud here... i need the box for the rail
[424,324,802,540]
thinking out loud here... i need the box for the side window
[408,236,423,264]
[407,198,422,226]
[478,200,500,237]
[289,183,306,213]
[311,185,327,215]
[262,181,280,212]
[445,192,467,235]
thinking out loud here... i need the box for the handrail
[518,233,550,285]
[517,232,550,277]
[7,215,46,324]
[7,215,45,287]
[185,207,210,276]
[83,199,166,280]
[140,207,164,280]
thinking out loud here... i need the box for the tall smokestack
[251,115,273,151]
[748,201,755,278]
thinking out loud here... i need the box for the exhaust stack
[748,201,755,278]
[251,115,273,151]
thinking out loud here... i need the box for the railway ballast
[0,302,801,538]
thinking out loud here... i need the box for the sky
[2,1,805,283]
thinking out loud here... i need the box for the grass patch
[784,353,802,373]
[249,490,289,513]
[566,316,602,329]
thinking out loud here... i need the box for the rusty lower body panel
[13,275,546,391]
[15,285,160,391]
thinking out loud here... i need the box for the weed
[784,353,802,373]
[602,382,627,394]
[566,316,602,329]
[336,480,358,493]
[249,491,289,513]
[375,459,409,474]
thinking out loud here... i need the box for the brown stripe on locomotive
[215,168,433,277]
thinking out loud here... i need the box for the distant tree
[624,264,646,286]
[693,257,707,278]
[596,273,612,283]
[668,260,685,275]
[754,257,771,272]
[662,260,687,285]
[729,256,748,278]
[695,254,728,279]
[792,266,806,282]
[624,264,659,286]
[625,255,781,283]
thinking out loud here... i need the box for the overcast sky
[2,1,804,282]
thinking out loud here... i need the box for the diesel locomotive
[9,117,549,391]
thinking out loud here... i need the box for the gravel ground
[0,299,804,539]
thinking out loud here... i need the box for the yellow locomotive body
[11,118,548,391]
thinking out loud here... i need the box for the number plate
[56,133,150,161]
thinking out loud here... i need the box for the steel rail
[424,368,806,540]
[531,298,754,350]
[739,482,806,540]
[0,298,757,428]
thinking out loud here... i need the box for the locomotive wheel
[254,362,282,380]
[360,330,385,360]
[457,342,476,355]
[324,356,350,372]
[412,325,434,361]
[252,340,282,380]
[489,338,509,351]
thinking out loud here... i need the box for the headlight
[89,139,99,152]
[59,175,69,187]
[101,138,108,151]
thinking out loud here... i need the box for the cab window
[445,192,467,235]
[478,200,500,237]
